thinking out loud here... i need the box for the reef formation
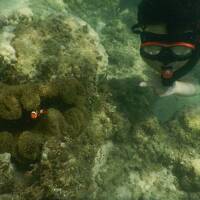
[0,0,200,200]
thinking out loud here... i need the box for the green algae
[0,0,200,199]
[0,132,15,154]
[16,131,43,163]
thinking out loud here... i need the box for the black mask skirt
[133,27,200,86]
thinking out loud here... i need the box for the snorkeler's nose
[162,58,173,66]
[160,50,173,65]
[162,62,174,68]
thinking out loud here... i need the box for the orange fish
[30,109,48,119]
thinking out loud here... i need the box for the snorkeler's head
[137,0,200,33]
[132,0,200,86]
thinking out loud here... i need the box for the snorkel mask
[132,24,200,86]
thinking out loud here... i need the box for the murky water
[0,0,199,200]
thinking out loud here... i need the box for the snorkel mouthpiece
[161,69,174,79]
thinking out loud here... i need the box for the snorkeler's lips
[161,69,174,79]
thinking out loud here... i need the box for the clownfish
[30,109,48,119]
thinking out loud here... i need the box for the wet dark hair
[138,0,200,32]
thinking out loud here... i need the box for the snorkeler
[132,0,200,96]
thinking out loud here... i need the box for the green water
[0,0,199,200]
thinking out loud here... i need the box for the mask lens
[171,46,193,56]
[142,45,162,56]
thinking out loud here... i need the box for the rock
[0,13,108,84]
[0,194,19,200]
[0,153,14,194]
[0,132,15,154]
[191,159,200,176]
[182,107,200,132]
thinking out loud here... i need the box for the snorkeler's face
[131,22,200,86]
[141,24,193,74]
[144,24,167,34]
